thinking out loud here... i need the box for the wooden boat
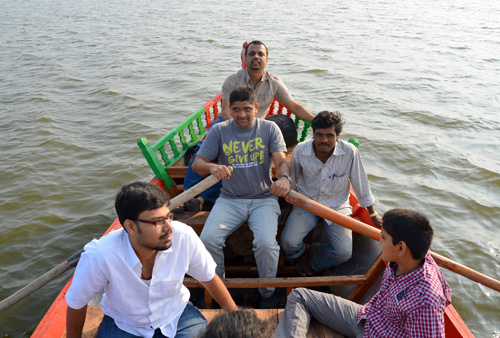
[30,89,481,337]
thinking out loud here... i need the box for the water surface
[0,0,499,336]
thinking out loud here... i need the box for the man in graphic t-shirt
[192,86,291,308]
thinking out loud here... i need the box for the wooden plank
[166,166,189,177]
[348,254,386,303]
[200,309,223,322]
[444,305,475,338]
[61,306,104,338]
[184,275,366,289]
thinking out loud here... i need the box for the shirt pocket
[158,278,183,299]
[328,172,349,191]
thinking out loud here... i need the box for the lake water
[0,0,499,336]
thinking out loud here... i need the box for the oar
[0,170,230,314]
[285,190,500,293]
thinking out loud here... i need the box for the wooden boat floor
[70,306,344,338]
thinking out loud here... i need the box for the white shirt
[65,221,216,338]
[291,139,375,222]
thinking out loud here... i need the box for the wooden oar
[0,171,230,314]
[285,190,500,293]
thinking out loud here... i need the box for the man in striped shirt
[280,110,382,276]
[275,209,452,337]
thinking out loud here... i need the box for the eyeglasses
[135,213,174,228]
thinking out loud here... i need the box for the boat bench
[74,306,344,338]
[174,208,385,304]
[169,162,385,308]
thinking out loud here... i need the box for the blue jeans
[183,116,223,203]
[200,196,280,297]
[96,303,206,338]
[280,205,352,272]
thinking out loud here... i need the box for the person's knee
[288,288,308,305]
[254,237,278,253]
[200,230,219,251]
[333,246,352,265]
[279,234,294,253]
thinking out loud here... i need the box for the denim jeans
[274,288,365,338]
[96,303,206,338]
[200,196,280,297]
[280,205,352,272]
[183,116,224,203]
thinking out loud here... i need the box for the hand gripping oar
[285,190,500,293]
[0,169,231,314]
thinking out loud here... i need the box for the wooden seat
[71,306,344,338]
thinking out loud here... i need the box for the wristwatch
[280,174,292,183]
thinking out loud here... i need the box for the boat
[30,89,482,337]
[30,45,490,337]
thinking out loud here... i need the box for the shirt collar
[243,68,270,85]
[388,252,431,283]
[121,228,175,272]
[122,230,141,272]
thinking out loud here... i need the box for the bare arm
[283,100,314,122]
[200,275,238,311]
[366,205,383,228]
[66,305,87,338]
[192,155,232,180]
[270,152,291,197]
[221,99,231,121]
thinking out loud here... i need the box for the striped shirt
[359,253,452,337]
[290,139,375,221]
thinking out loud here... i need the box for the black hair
[382,208,434,260]
[311,111,343,135]
[197,309,273,338]
[245,40,268,57]
[229,87,257,106]
[114,182,169,229]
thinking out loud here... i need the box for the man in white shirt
[65,182,237,338]
[280,111,383,276]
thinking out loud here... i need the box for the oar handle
[0,169,231,314]
[0,251,82,314]
[285,190,500,293]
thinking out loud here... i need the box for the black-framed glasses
[135,213,174,228]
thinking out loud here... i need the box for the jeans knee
[254,238,278,253]
[200,232,220,252]
[288,288,308,305]
[337,247,352,264]
[279,237,292,253]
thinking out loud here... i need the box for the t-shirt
[197,118,286,199]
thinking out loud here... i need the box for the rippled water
[1,0,499,336]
